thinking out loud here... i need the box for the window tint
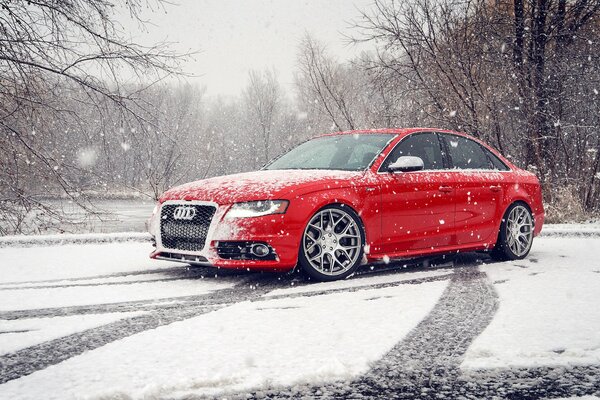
[483,148,510,171]
[444,135,492,170]
[380,133,444,171]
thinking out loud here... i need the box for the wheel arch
[296,201,367,281]
[292,189,371,244]
[504,198,533,213]
[309,202,366,231]
[501,198,534,225]
[490,199,535,260]
[492,198,534,247]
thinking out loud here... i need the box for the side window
[483,147,510,171]
[444,135,493,170]
[380,132,444,171]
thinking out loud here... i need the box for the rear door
[440,133,506,245]
[377,132,456,255]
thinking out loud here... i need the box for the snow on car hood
[160,169,365,205]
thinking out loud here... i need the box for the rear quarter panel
[501,170,545,236]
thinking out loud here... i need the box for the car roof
[318,128,464,137]
[317,128,513,168]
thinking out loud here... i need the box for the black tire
[298,204,366,282]
[491,202,534,261]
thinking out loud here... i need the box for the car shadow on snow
[189,250,496,286]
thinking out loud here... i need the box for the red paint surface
[150,128,545,271]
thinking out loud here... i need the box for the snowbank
[540,223,600,237]
[0,232,151,248]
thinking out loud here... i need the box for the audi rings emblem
[173,206,196,220]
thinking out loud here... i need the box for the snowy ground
[0,230,599,399]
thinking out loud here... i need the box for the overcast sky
[119,0,373,97]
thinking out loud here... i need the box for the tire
[491,202,534,261]
[298,204,365,281]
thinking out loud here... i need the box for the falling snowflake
[76,147,98,168]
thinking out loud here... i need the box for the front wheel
[491,202,534,261]
[298,205,365,281]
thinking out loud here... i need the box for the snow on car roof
[317,127,465,138]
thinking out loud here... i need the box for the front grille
[160,204,216,252]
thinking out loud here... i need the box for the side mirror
[388,156,424,173]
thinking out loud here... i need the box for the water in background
[46,199,155,233]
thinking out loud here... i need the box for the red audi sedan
[148,128,544,281]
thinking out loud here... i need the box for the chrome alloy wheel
[302,208,362,277]
[506,205,533,257]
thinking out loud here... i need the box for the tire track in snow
[0,267,451,321]
[262,273,453,301]
[342,265,498,399]
[0,276,209,291]
[0,292,233,321]
[0,266,188,286]
[0,269,265,321]
[0,266,454,385]
[0,265,247,289]
[0,276,279,384]
[238,265,600,400]
[461,365,600,399]
[235,264,497,399]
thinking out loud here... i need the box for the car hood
[160,169,365,205]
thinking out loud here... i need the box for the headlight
[225,200,289,219]
[152,204,159,215]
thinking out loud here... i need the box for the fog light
[216,241,276,260]
[250,243,270,257]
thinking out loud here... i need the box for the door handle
[489,185,501,192]
[438,186,453,193]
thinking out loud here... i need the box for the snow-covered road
[0,233,599,399]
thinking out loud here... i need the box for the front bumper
[149,200,302,271]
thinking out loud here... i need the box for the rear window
[484,148,510,171]
[444,135,492,170]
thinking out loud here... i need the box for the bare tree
[0,0,187,233]
[296,35,361,131]
[243,69,282,165]
[352,0,600,215]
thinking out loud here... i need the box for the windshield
[264,134,394,171]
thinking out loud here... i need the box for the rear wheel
[491,202,534,261]
[299,205,365,281]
